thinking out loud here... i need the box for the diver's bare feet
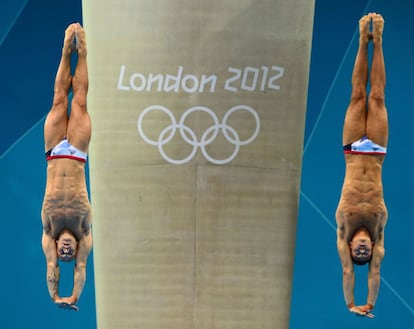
[74,23,87,57]
[359,13,372,43]
[372,13,384,44]
[63,24,76,56]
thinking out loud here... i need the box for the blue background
[1,0,413,328]
[0,1,96,328]
[291,0,414,328]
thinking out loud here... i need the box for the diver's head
[350,230,373,265]
[56,230,78,262]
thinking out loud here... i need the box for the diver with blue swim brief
[335,13,388,319]
[41,23,92,311]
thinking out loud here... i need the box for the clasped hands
[54,295,79,311]
[348,303,374,318]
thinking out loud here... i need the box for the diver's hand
[349,304,374,318]
[55,295,77,304]
[54,296,79,311]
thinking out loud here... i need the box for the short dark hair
[352,255,371,266]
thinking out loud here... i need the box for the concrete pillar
[83,1,314,328]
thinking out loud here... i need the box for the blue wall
[0,1,96,328]
[291,0,414,328]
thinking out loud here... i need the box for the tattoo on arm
[47,265,59,300]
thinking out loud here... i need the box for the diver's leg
[67,23,91,153]
[342,14,371,146]
[44,24,76,152]
[366,13,388,147]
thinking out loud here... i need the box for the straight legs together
[44,23,91,154]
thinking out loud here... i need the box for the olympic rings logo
[137,105,260,165]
